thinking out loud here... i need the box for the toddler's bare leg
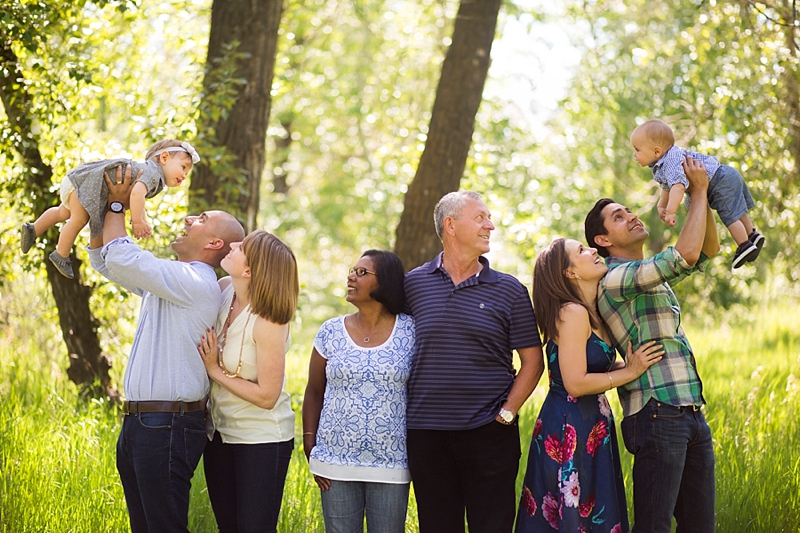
[33,204,70,236]
[727,220,748,245]
[55,193,90,258]
[739,214,755,235]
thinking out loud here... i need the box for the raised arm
[103,164,138,245]
[674,156,710,265]
[701,204,720,258]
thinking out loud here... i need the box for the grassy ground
[1,302,799,532]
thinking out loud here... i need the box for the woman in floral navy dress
[515,238,663,533]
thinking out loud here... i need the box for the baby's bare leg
[739,214,755,235]
[727,219,749,246]
[34,204,71,236]
[55,192,90,257]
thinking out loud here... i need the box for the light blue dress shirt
[89,237,221,402]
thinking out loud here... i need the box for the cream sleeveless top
[209,285,294,444]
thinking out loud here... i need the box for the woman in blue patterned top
[303,250,415,533]
[515,238,663,533]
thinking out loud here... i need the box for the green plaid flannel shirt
[598,246,708,417]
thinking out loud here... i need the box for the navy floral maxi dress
[515,334,629,533]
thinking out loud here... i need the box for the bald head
[171,211,245,266]
[209,212,246,267]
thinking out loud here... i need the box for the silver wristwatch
[498,408,515,425]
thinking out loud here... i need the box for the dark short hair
[584,198,615,258]
[362,250,405,315]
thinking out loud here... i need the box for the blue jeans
[621,399,715,533]
[407,421,521,533]
[116,410,207,533]
[203,431,293,533]
[320,480,410,533]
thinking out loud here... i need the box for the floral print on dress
[561,471,581,508]
[586,420,609,457]
[542,492,561,530]
[515,334,629,533]
[598,394,612,419]
[522,486,537,517]
[545,424,577,464]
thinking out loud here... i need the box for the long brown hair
[533,238,599,343]
[242,230,299,325]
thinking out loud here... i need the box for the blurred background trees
[2,0,799,394]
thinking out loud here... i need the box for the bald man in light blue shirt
[90,165,244,533]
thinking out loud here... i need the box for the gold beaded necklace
[217,293,252,378]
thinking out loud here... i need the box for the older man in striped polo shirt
[584,156,720,533]
[404,190,544,533]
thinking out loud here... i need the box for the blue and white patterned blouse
[309,313,415,483]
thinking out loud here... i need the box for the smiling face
[630,128,663,167]
[593,202,649,253]
[564,238,608,283]
[171,211,217,259]
[159,151,193,187]
[447,197,495,257]
[346,256,379,305]
[220,241,249,278]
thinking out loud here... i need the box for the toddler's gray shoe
[21,222,36,254]
[49,250,74,279]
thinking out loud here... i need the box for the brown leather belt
[122,399,206,415]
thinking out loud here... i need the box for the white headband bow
[151,141,200,164]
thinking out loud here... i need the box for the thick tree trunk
[781,2,800,203]
[271,118,293,195]
[394,0,502,271]
[0,36,110,394]
[190,0,284,231]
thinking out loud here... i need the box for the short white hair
[433,191,483,240]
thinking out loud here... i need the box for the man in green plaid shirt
[584,156,720,533]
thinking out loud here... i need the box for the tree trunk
[0,36,110,395]
[190,0,284,231]
[780,1,800,204]
[271,117,293,195]
[394,0,502,271]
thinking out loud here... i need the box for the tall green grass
[2,303,799,532]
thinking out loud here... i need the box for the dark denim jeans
[116,410,207,533]
[408,420,521,533]
[203,431,293,533]
[621,399,715,533]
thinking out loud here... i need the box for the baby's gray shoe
[21,222,36,254]
[49,250,74,279]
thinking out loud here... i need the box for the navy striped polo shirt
[404,253,541,430]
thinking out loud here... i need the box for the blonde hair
[145,139,188,161]
[636,119,675,149]
[243,230,299,325]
